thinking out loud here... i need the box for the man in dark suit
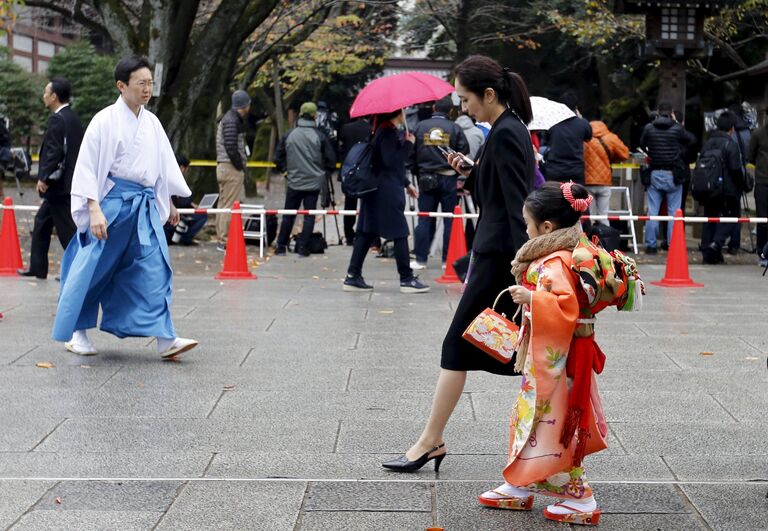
[19,77,83,279]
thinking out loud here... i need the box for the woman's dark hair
[524,181,590,229]
[114,55,152,84]
[373,109,401,129]
[50,77,71,103]
[454,55,533,124]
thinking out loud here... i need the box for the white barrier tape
[3,204,768,223]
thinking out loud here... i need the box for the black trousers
[700,196,741,250]
[276,188,319,252]
[347,231,412,281]
[28,197,76,277]
[343,193,357,245]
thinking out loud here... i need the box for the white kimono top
[70,96,191,233]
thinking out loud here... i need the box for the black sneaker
[702,242,724,264]
[400,276,430,294]
[343,275,373,292]
[645,246,657,255]
[274,246,287,256]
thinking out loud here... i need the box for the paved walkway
[0,235,767,530]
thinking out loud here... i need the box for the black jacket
[542,116,592,182]
[357,125,413,240]
[747,125,768,185]
[0,120,10,149]
[701,131,744,198]
[465,110,533,254]
[408,112,469,175]
[38,105,84,199]
[639,115,695,169]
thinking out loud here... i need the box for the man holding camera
[408,96,469,270]
[19,77,83,279]
[273,102,337,256]
[639,101,695,254]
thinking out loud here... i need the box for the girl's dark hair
[114,55,152,84]
[525,181,590,229]
[454,55,533,125]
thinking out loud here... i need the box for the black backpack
[691,142,725,202]
[340,141,377,197]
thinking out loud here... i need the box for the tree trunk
[30,0,283,194]
[272,62,287,138]
[454,0,473,61]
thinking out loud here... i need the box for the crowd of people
[2,46,768,527]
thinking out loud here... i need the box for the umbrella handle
[402,109,409,134]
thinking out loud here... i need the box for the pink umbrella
[349,72,455,118]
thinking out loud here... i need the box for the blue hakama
[52,177,176,342]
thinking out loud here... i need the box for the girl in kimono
[478,181,608,526]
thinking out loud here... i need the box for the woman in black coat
[343,109,430,293]
[383,55,534,472]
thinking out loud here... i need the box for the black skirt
[441,251,520,376]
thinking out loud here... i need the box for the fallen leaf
[223,385,236,391]
[36,362,54,369]
[312,275,320,279]
[54,496,62,505]
[699,351,714,356]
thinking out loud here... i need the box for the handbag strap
[492,288,522,320]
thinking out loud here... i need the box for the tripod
[321,172,343,245]
[741,191,757,254]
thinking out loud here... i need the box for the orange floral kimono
[503,250,609,500]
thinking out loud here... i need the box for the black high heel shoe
[381,443,446,472]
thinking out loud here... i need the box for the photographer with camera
[273,102,336,257]
[164,155,208,246]
[19,78,83,279]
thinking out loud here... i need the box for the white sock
[484,482,530,499]
[72,330,90,346]
[157,337,176,352]
[547,496,597,514]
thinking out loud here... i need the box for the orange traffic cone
[435,205,468,284]
[0,197,24,276]
[651,209,703,288]
[215,201,255,280]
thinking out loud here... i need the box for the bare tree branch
[705,30,749,70]
[24,0,108,35]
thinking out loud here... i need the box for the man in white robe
[52,55,197,359]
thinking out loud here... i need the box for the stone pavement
[1,234,767,531]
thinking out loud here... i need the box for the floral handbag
[462,289,524,364]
